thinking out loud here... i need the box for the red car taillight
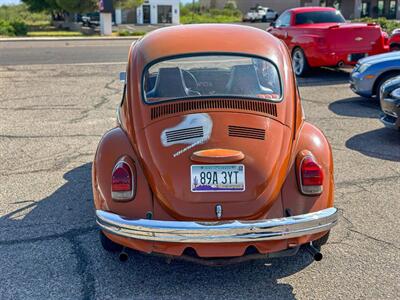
[111,161,135,201]
[382,31,389,46]
[299,156,323,195]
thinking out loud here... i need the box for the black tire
[292,48,310,77]
[313,231,330,248]
[99,231,123,253]
[374,72,400,99]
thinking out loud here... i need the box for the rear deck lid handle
[190,149,245,163]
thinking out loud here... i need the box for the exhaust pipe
[305,242,323,261]
[119,248,129,262]
[337,61,345,68]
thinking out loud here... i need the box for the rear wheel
[99,231,123,253]
[374,72,400,99]
[292,48,309,77]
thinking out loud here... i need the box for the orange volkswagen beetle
[93,24,338,264]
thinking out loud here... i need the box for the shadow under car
[0,163,319,299]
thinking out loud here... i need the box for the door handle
[284,31,288,39]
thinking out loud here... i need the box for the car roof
[132,24,286,68]
[290,6,337,14]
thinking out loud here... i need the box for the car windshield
[143,55,282,103]
[295,11,345,25]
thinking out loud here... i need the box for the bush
[117,30,146,36]
[10,21,28,35]
[0,19,14,36]
[27,31,83,37]
[353,17,400,33]
[180,1,242,24]
[181,9,242,24]
[0,19,28,36]
[0,4,50,26]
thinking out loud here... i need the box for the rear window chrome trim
[140,52,284,105]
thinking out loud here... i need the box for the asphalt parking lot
[0,39,399,300]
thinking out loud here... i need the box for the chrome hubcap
[293,50,304,75]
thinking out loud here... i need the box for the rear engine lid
[139,112,293,220]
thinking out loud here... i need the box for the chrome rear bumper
[96,207,338,243]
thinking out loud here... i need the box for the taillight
[112,161,134,201]
[382,32,389,45]
[299,156,323,195]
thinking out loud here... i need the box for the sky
[1,0,195,5]
[0,0,20,4]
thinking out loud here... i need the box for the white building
[115,0,180,25]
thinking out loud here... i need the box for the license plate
[349,53,367,62]
[191,164,245,192]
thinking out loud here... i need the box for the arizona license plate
[191,165,245,192]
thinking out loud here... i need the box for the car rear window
[143,54,282,103]
[295,11,345,25]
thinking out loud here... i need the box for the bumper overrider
[96,207,338,243]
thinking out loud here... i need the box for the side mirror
[119,71,126,83]
[270,22,275,28]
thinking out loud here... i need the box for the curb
[0,36,142,42]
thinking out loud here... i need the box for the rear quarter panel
[92,127,153,219]
[282,122,334,216]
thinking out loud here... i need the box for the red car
[389,28,400,51]
[267,7,389,76]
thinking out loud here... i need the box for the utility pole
[99,0,113,36]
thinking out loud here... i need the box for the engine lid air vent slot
[164,126,204,143]
[150,99,278,120]
[228,125,265,140]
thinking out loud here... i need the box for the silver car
[350,52,400,98]
[379,75,400,130]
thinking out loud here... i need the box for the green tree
[55,0,97,13]
[114,0,144,9]
[22,0,61,12]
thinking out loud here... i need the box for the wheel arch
[291,45,303,56]
[291,46,310,76]
[372,69,400,95]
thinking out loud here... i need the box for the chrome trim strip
[96,207,338,243]
[116,106,122,125]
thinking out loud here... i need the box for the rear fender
[291,35,327,67]
[281,122,334,217]
[291,34,321,49]
[92,127,153,219]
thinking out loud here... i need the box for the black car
[380,75,400,130]
[78,12,100,27]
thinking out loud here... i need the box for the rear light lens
[382,31,389,45]
[299,156,323,195]
[112,161,134,201]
